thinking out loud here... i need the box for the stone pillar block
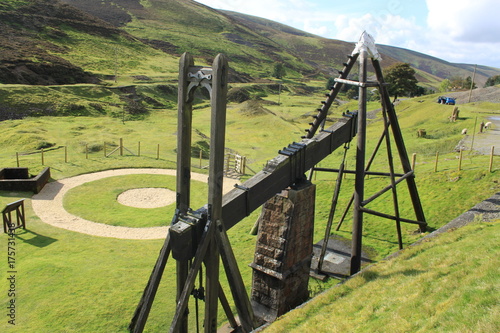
[250,180,315,322]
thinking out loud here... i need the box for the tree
[439,79,451,93]
[485,75,500,87]
[326,77,336,90]
[272,63,286,79]
[449,75,476,91]
[383,63,419,100]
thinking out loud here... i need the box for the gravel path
[31,168,238,240]
[462,115,500,155]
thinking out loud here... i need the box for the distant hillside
[1,0,499,86]
[0,0,108,84]
[61,0,316,81]
[225,11,499,87]
[376,44,498,87]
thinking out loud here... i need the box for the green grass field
[264,220,500,333]
[1,87,499,332]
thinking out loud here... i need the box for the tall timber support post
[351,43,369,275]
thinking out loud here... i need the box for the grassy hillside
[264,220,500,333]
[222,11,499,87]
[0,84,499,331]
[2,0,500,122]
[0,2,499,331]
[4,0,496,88]
[62,0,315,80]
[377,44,499,87]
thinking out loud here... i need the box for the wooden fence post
[41,148,44,165]
[434,151,439,172]
[120,138,123,156]
[138,141,141,157]
[104,142,107,157]
[156,144,160,160]
[411,153,416,170]
[458,149,463,171]
[16,152,19,167]
[490,146,495,173]
[86,144,89,159]
[199,149,202,168]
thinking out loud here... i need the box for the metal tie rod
[334,78,385,88]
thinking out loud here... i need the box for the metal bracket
[186,66,213,101]
[170,210,207,261]
[279,142,307,185]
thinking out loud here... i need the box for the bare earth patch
[117,188,176,208]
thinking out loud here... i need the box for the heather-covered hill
[2,0,499,86]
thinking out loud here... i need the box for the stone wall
[251,180,315,322]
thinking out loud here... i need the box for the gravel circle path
[31,168,238,240]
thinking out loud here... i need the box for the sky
[194,0,500,68]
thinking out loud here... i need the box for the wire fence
[2,138,248,177]
[410,146,496,173]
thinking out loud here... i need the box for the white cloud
[426,0,500,43]
[194,0,500,67]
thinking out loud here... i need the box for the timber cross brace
[129,32,427,332]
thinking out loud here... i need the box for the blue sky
[194,0,500,68]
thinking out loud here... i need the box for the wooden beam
[350,49,368,275]
[371,59,427,232]
[177,52,195,214]
[219,116,356,231]
[129,233,172,333]
[170,220,215,333]
[216,220,256,332]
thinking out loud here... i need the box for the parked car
[437,96,456,105]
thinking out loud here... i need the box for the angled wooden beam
[216,220,256,332]
[371,59,427,232]
[169,219,216,333]
[129,232,172,333]
[219,115,357,231]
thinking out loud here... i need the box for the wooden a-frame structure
[129,32,426,332]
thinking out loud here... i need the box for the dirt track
[461,115,500,155]
[31,169,238,240]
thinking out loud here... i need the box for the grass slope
[0,84,499,331]
[264,220,500,333]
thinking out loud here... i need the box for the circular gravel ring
[32,168,238,240]
[117,187,176,208]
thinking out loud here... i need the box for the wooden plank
[175,52,195,333]
[170,220,215,333]
[371,59,427,232]
[209,53,228,224]
[205,53,228,333]
[216,220,256,332]
[220,116,356,231]
[177,52,194,214]
[129,233,172,333]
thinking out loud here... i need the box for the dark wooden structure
[129,32,426,332]
[3,199,26,234]
[0,167,50,194]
